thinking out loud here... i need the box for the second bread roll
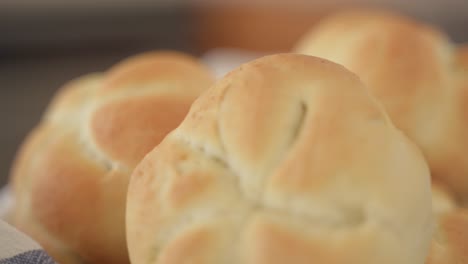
[10,51,214,264]
[127,54,433,264]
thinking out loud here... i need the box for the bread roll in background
[294,9,468,204]
[126,54,433,264]
[9,51,214,264]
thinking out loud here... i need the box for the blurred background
[1,0,468,187]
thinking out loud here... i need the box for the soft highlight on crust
[126,54,433,264]
[9,51,214,264]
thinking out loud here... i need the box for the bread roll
[9,51,213,264]
[126,54,433,264]
[294,9,468,203]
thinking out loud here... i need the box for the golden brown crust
[90,95,195,167]
[126,54,433,264]
[10,51,214,263]
[294,9,468,202]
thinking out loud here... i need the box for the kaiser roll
[10,51,213,264]
[126,54,433,264]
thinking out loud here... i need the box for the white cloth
[0,186,13,221]
[0,220,55,264]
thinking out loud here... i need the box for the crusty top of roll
[126,54,433,264]
[10,51,213,264]
[294,9,468,202]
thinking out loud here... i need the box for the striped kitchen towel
[0,220,55,264]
